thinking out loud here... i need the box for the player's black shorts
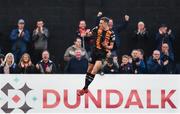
[89,48,107,64]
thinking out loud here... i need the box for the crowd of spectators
[0,12,178,74]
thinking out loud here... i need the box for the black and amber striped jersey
[92,27,115,51]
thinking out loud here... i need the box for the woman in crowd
[0,53,17,74]
[18,53,36,74]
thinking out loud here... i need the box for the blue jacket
[155,32,175,52]
[147,57,163,74]
[160,52,174,62]
[65,58,88,74]
[112,21,129,50]
[160,52,175,74]
[10,29,30,48]
[132,59,146,74]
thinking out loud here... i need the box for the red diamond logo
[12,95,20,103]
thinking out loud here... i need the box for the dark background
[0,0,180,65]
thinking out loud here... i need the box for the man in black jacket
[133,21,149,56]
[147,50,163,74]
[160,43,175,74]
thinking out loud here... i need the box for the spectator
[36,50,56,74]
[64,37,88,62]
[10,19,30,62]
[133,21,149,55]
[109,16,129,56]
[32,19,49,64]
[131,49,146,74]
[65,49,88,74]
[119,55,133,74]
[102,57,119,74]
[18,53,36,74]
[155,24,175,52]
[76,20,92,53]
[0,53,17,74]
[104,52,119,68]
[147,50,163,74]
[160,43,175,74]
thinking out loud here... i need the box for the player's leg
[91,60,102,75]
[83,60,102,90]
[77,60,102,96]
[87,63,94,73]
[77,62,95,96]
[82,63,94,91]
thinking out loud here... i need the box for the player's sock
[83,73,95,90]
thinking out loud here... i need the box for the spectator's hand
[135,69,138,74]
[136,61,140,66]
[168,29,172,35]
[40,27,44,33]
[35,28,39,33]
[80,32,86,37]
[46,66,51,73]
[28,61,32,66]
[124,15,129,21]
[163,60,169,66]
[36,64,40,69]
[21,62,25,68]
[86,29,90,34]
[159,28,163,35]
[137,29,141,34]
[121,63,125,66]
[0,58,3,63]
[111,69,115,72]
[97,12,103,17]
[138,28,146,35]
[128,58,133,63]
[86,31,92,37]
[157,59,161,65]
[164,50,169,56]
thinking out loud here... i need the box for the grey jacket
[32,27,49,50]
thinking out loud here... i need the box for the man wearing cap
[10,19,30,62]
